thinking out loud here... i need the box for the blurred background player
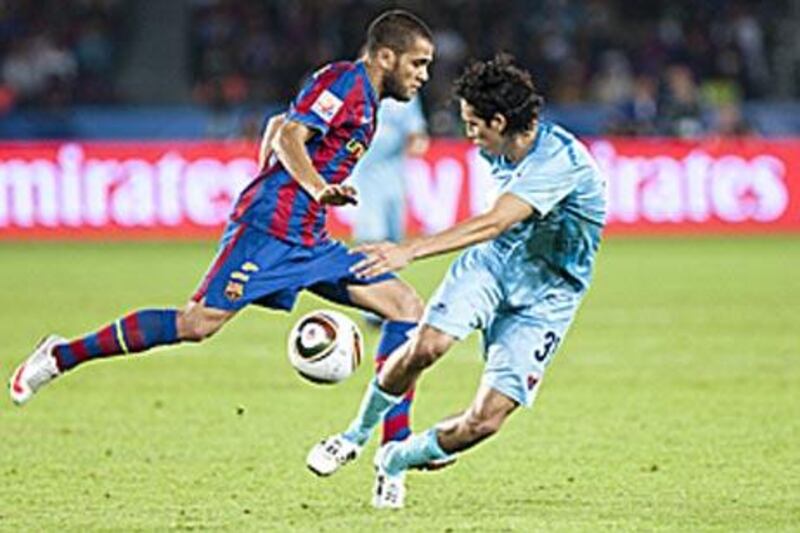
[8,10,434,452]
[350,95,429,245]
[308,53,607,508]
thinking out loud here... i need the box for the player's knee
[387,290,424,322]
[177,308,225,342]
[186,322,220,342]
[408,328,451,369]
[179,320,212,343]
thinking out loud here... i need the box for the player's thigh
[346,277,424,322]
[422,248,504,341]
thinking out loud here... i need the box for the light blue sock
[342,378,404,446]
[384,428,452,476]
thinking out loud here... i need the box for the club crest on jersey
[346,139,366,159]
[224,280,244,302]
[311,90,343,124]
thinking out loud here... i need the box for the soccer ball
[287,310,363,384]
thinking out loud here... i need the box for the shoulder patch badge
[311,90,344,124]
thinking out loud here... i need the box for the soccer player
[350,95,429,244]
[8,10,434,450]
[307,54,607,508]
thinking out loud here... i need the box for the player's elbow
[483,208,523,239]
[265,113,286,134]
[482,217,507,240]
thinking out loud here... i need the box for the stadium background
[1,1,797,531]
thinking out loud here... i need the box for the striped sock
[375,320,417,444]
[53,309,180,372]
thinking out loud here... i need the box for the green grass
[0,237,798,531]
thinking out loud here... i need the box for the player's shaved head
[454,53,545,135]
[366,9,433,56]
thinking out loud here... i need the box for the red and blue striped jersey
[231,61,378,246]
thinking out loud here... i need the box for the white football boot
[372,442,406,509]
[306,435,363,476]
[9,335,65,406]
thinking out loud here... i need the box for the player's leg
[370,314,526,509]
[416,310,562,458]
[373,291,582,504]
[8,300,237,405]
[177,299,237,342]
[371,383,516,509]
[425,383,519,455]
[54,301,233,364]
[340,323,455,445]
[9,221,253,405]
[57,299,235,367]
[350,278,436,449]
[360,246,503,442]
[305,278,425,475]
[308,247,501,476]
[348,278,424,439]
[307,323,455,479]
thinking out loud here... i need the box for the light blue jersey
[482,120,606,294]
[350,97,427,242]
[423,121,607,407]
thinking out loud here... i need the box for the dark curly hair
[453,53,544,135]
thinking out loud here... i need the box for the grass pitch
[0,236,798,531]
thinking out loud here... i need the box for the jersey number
[533,331,561,362]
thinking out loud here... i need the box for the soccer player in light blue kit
[307,54,607,508]
[350,95,429,244]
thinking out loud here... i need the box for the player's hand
[316,184,358,206]
[351,242,414,278]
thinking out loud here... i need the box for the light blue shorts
[422,247,584,407]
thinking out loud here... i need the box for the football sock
[374,320,417,444]
[343,377,404,446]
[53,309,179,372]
[383,428,452,476]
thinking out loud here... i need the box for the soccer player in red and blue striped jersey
[9,10,434,454]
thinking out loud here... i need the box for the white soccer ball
[287,310,363,384]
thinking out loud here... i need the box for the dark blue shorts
[191,222,395,312]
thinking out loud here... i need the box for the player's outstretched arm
[272,119,358,206]
[352,193,534,278]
